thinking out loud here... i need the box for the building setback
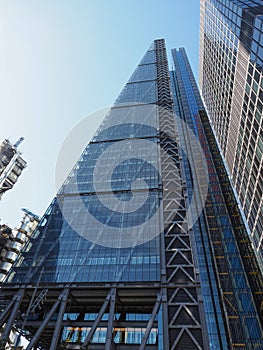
[0,39,263,350]
[199,0,263,268]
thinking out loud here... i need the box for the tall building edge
[0,39,262,349]
[172,46,263,349]
[199,0,263,270]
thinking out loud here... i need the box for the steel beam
[138,293,162,350]
[81,288,113,348]
[104,288,116,350]
[25,288,67,350]
[50,286,69,350]
[19,319,158,328]
[159,201,169,349]
[14,269,46,347]
[1,288,25,341]
[0,294,17,327]
[161,288,169,350]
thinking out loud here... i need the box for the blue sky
[0,0,200,227]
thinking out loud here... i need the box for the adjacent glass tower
[199,0,263,268]
[0,39,263,350]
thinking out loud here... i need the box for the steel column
[50,286,69,350]
[0,293,19,327]
[104,288,116,350]
[25,289,67,350]
[81,288,113,348]
[161,288,169,350]
[1,288,25,341]
[159,202,169,349]
[138,293,162,350]
[15,267,45,348]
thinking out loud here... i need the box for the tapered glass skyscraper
[0,39,263,350]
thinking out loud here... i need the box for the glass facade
[171,49,228,350]
[2,39,263,350]
[61,326,158,345]
[172,47,263,349]
[7,44,162,285]
[200,0,263,269]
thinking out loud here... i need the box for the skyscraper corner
[199,0,263,269]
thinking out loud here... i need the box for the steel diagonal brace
[138,293,162,350]
[0,288,25,341]
[25,288,68,350]
[0,292,21,327]
[50,286,70,350]
[81,288,114,349]
[105,288,116,350]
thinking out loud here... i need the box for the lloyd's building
[0,39,263,350]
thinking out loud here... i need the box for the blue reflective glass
[60,137,160,195]
[93,123,157,142]
[92,105,158,142]
[10,204,161,283]
[128,64,157,83]
[115,81,157,105]
[139,50,156,65]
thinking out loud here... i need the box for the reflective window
[128,64,156,83]
[115,81,157,105]
[139,50,156,65]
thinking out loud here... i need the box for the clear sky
[0,0,200,227]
